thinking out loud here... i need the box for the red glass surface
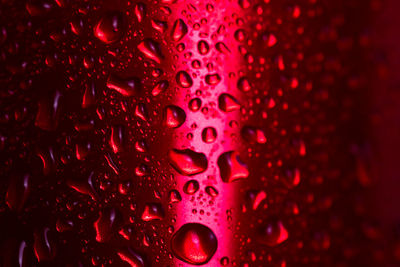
[1,0,400,266]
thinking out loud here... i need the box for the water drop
[176,71,193,88]
[94,208,122,243]
[117,248,146,267]
[169,189,182,203]
[163,105,186,128]
[257,219,288,246]
[241,126,266,144]
[171,19,188,42]
[110,125,125,153]
[217,151,249,183]
[205,73,221,85]
[237,77,251,92]
[106,74,141,97]
[183,180,199,195]
[152,80,169,96]
[169,149,208,176]
[134,3,146,23]
[205,186,218,197]
[189,98,202,112]
[141,203,165,221]
[94,12,125,44]
[218,93,240,112]
[171,223,218,265]
[138,39,163,63]
[198,40,210,55]
[201,127,217,143]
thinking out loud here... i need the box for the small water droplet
[202,127,217,143]
[198,40,210,55]
[183,180,199,195]
[205,73,221,85]
[189,98,202,112]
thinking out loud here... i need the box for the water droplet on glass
[189,98,202,112]
[134,2,146,23]
[94,12,125,44]
[6,173,31,212]
[218,93,240,112]
[169,189,182,203]
[171,223,218,265]
[198,40,210,55]
[183,180,199,195]
[241,126,266,144]
[257,219,288,246]
[237,77,251,92]
[163,105,186,128]
[106,74,141,97]
[217,151,249,183]
[138,39,163,63]
[141,203,165,221]
[152,80,169,96]
[117,247,146,267]
[169,149,208,176]
[110,125,125,153]
[201,127,217,143]
[171,19,188,42]
[205,73,221,85]
[94,208,122,243]
[205,186,218,197]
[176,71,193,88]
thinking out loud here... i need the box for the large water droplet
[257,219,288,246]
[163,105,186,128]
[33,228,56,262]
[176,71,193,88]
[35,90,63,131]
[218,93,240,112]
[94,12,125,44]
[141,203,165,221]
[106,74,141,96]
[169,149,208,176]
[189,98,202,112]
[217,151,249,183]
[138,39,163,63]
[171,223,218,265]
[171,19,188,42]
